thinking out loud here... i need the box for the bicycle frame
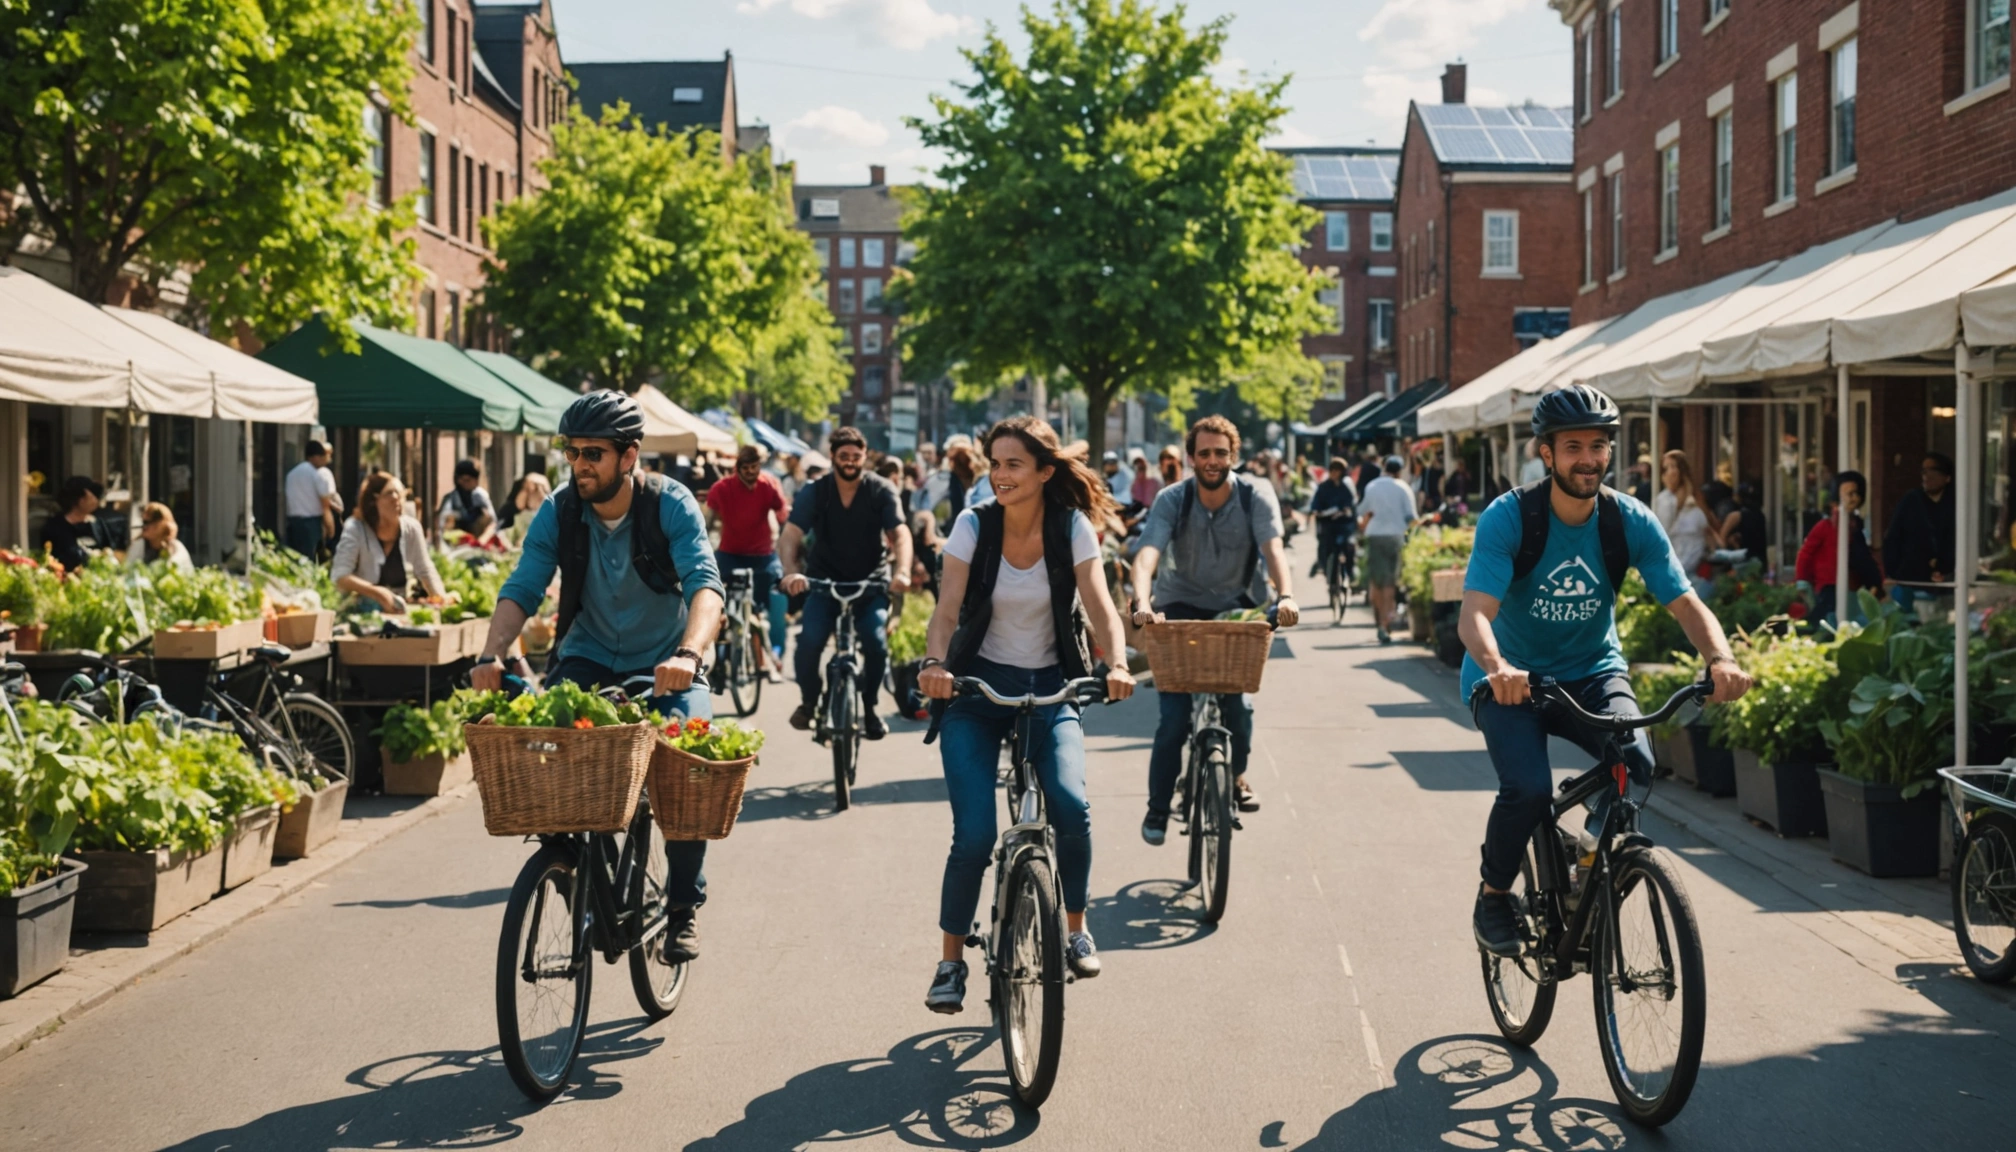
[809,579,882,745]
[529,823,659,980]
[1182,693,1231,807]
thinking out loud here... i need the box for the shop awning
[1418,320,1614,434]
[464,350,579,433]
[1292,394,1385,438]
[746,416,817,458]
[1961,265,2016,347]
[104,305,320,424]
[0,267,211,415]
[1832,208,2016,365]
[635,385,737,457]
[259,316,525,432]
[1336,379,1447,440]
[1566,265,1783,399]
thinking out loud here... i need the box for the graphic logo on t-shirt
[1528,556,1606,623]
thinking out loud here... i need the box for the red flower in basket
[685,717,711,736]
[1786,600,1809,620]
[573,717,595,729]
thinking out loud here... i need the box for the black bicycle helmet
[558,389,645,445]
[1530,384,1621,438]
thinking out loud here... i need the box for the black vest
[553,473,684,644]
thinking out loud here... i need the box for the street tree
[0,0,423,337]
[483,109,849,418]
[896,0,1331,461]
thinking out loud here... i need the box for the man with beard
[1129,415,1299,839]
[779,427,913,739]
[473,391,725,964]
[1459,385,1751,958]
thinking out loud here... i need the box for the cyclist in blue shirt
[1460,385,1752,957]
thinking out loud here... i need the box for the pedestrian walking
[284,441,340,559]
[39,475,109,573]
[1357,455,1415,644]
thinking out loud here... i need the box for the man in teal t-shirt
[1459,385,1753,958]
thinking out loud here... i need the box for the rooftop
[1275,148,1400,203]
[793,183,905,233]
[569,59,731,135]
[1415,104,1574,169]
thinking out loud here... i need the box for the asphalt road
[3,543,2013,1150]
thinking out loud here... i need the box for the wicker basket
[648,743,757,841]
[466,720,656,836]
[1138,620,1274,694]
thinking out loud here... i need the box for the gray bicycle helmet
[558,389,645,445]
[1530,384,1621,438]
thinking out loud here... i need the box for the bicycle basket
[648,742,756,841]
[1138,620,1273,694]
[465,719,656,836]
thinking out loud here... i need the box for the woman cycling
[917,416,1135,1014]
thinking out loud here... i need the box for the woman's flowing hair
[355,470,400,531]
[983,416,1121,534]
[1662,449,1707,511]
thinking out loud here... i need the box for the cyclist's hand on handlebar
[1129,603,1163,628]
[1485,664,1531,707]
[1105,666,1136,702]
[1706,656,1752,704]
[1275,597,1299,628]
[656,654,699,696]
[470,660,504,693]
[919,663,956,700]
[889,571,912,595]
[780,572,808,596]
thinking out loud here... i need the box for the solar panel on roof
[1313,176,1351,198]
[1474,107,1514,127]
[1420,105,1573,167]
[1485,127,1538,161]
[1309,156,1347,176]
[1430,125,1497,163]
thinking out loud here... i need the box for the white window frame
[862,277,883,312]
[1609,170,1627,277]
[1581,187,1596,286]
[417,131,436,224]
[1608,4,1624,100]
[838,237,857,269]
[837,279,856,314]
[810,198,841,219]
[1325,211,1350,252]
[1774,73,1799,204]
[1482,211,1519,276]
[672,87,704,103]
[1318,275,1346,334]
[363,102,388,209]
[812,238,831,269]
[1658,144,1680,255]
[1320,357,1348,399]
[1973,0,2012,91]
[1370,212,1394,251]
[1578,27,1591,119]
[1708,0,1730,19]
[863,237,886,267]
[1369,298,1394,351]
[861,323,884,355]
[1713,112,1733,228]
[1659,0,1679,62]
[1830,37,1857,174]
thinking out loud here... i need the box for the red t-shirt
[708,473,788,556]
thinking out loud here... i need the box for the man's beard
[835,463,863,482]
[578,470,626,505]
[1195,466,1229,490]
[1552,460,1604,499]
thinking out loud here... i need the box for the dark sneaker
[1377,630,1393,645]
[661,909,700,965]
[863,710,888,740]
[789,704,814,731]
[1235,777,1261,812]
[1067,931,1102,978]
[1473,887,1522,958]
[1141,811,1168,846]
[926,960,968,1014]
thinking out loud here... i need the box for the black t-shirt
[789,473,902,581]
[39,513,106,571]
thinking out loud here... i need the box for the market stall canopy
[1292,393,1385,438]
[635,385,736,456]
[1831,205,2016,365]
[0,267,210,415]
[1559,264,1782,399]
[104,305,319,424]
[259,316,525,432]
[1960,265,2016,347]
[464,350,579,433]
[1418,320,1612,435]
[746,416,817,458]
[1335,378,1446,440]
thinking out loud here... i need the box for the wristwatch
[920,657,944,670]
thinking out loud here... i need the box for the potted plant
[375,699,474,796]
[190,729,300,893]
[1401,526,1473,646]
[1632,657,1704,783]
[0,550,61,654]
[274,770,350,859]
[0,701,91,996]
[1713,632,1837,838]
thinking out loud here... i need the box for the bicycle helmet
[558,389,645,446]
[1530,384,1621,439]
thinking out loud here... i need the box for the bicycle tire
[1482,841,1557,1047]
[274,693,354,784]
[1953,812,2016,983]
[1592,847,1706,1127]
[1196,744,1233,923]
[729,630,762,718]
[997,854,1065,1108]
[1327,553,1345,625]
[626,797,691,1017]
[831,687,857,812]
[497,845,591,1101]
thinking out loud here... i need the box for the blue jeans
[937,658,1092,936]
[795,586,889,711]
[1471,671,1653,892]
[285,515,324,559]
[544,654,714,909]
[716,551,782,656]
[1147,690,1253,818]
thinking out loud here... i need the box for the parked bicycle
[1938,764,2016,983]
[952,673,1108,1108]
[1471,676,1713,1127]
[806,576,886,811]
[712,567,767,719]
[494,674,689,1101]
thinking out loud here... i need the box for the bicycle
[805,576,887,812]
[952,673,1108,1108]
[712,567,767,719]
[1165,607,1278,925]
[494,674,691,1101]
[1471,676,1713,1127]
[1314,521,1353,626]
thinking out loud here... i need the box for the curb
[0,782,477,1067]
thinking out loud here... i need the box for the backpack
[553,472,684,644]
[1172,475,1265,608]
[1511,477,1632,593]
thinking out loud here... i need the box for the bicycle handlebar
[805,576,889,599]
[952,675,1109,709]
[1483,675,1713,732]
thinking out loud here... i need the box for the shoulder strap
[1595,486,1631,592]
[1043,503,1096,678]
[1510,478,1553,584]
[553,484,586,642]
[629,473,684,595]
[965,503,1006,611]
[1174,478,1196,539]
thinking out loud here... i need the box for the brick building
[1394,67,1581,393]
[569,54,770,161]
[1276,147,1401,413]
[793,167,909,444]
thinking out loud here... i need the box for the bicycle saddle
[725,568,755,589]
[249,643,295,665]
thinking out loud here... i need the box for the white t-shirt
[944,507,1101,669]
[1360,476,1417,537]
[1655,489,1711,572]
[285,461,337,519]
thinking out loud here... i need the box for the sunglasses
[561,445,616,464]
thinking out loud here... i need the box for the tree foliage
[0,0,423,336]
[896,0,1330,459]
[483,109,849,419]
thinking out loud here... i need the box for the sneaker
[1377,630,1393,645]
[1141,811,1169,846]
[1067,931,1102,978]
[1473,887,1522,958]
[1235,777,1261,812]
[789,704,814,731]
[661,909,700,965]
[765,667,785,685]
[863,710,888,740]
[926,960,968,1014]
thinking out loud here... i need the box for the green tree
[0,0,422,336]
[896,0,1330,461]
[483,109,849,417]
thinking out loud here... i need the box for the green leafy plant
[449,682,654,730]
[887,591,935,665]
[0,830,61,894]
[0,551,63,627]
[1616,570,1691,664]
[375,700,469,764]
[249,531,342,613]
[1710,633,1840,764]
[1400,526,1475,605]
[1703,561,1805,639]
[431,551,515,620]
[1629,653,1705,739]
[660,716,765,761]
[40,555,262,652]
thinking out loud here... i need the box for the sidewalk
[0,782,477,1067]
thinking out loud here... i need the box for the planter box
[1429,602,1464,668]
[267,609,334,648]
[219,805,281,893]
[1,858,86,998]
[382,749,472,796]
[1688,725,1735,797]
[1655,729,1695,785]
[1818,769,1940,877]
[11,623,46,653]
[1430,567,1468,603]
[274,780,349,858]
[73,844,225,933]
[154,618,264,661]
[456,617,492,658]
[334,630,458,667]
[1733,750,1828,838]
[1406,597,1433,642]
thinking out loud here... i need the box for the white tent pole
[1506,418,1516,483]
[1649,398,1661,477]
[1836,365,1851,626]
[1796,397,1809,578]
[244,419,255,569]
[1954,343,1975,770]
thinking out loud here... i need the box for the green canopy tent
[464,350,582,434]
[258,316,526,431]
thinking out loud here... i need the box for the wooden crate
[219,805,280,893]
[267,610,334,647]
[275,780,349,859]
[334,629,458,666]
[383,750,473,796]
[72,845,225,934]
[154,618,265,661]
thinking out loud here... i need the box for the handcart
[1937,763,2016,982]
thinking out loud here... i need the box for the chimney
[1441,63,1467,104]
[870,165,886,186]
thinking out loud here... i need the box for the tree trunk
[1082,378,1115,464]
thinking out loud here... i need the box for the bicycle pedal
[1231,817,1244,832]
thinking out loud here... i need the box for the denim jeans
[544,654,714,909]
[1471,671,1654,891]
[284,515,324,559]
[716,551,782,656]
[794,585,889,711]
[936,657,1093,936]
[1147,689,1253,819]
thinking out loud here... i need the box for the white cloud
[1356,0,1537,116]
[1265,122,1321,148]
[735,0,968,51]
[780,105,893,152]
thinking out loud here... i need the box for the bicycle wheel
[1196,744,1233,923]
[496,845,591,1101]
[1954,812,2016,983]
[996,855,1065,1108]
[272,692,354,784]
[729,628,762,718]
[1327,553,1344,625]
[831,686,857,812]
[1591,847,1706,1126]
[1482,840,1557,1046]
[626,798,692,1017]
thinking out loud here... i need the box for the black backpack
[553,472,684,644]
[1172,475,1265,607]
[1511,477,1632,592]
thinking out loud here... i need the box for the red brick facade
[793,169,906,432]
[1277,149,1402,409]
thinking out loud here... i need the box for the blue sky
[554,0,1574,185]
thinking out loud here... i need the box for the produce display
[1214,608,1270,622]
[887,592,934,664]
[40,556,263,653]
[661,716,765,761]
[248,531,340,614]
[375,699,473,763]
[451,682,654,729]
[1400,525,1475,608]
[0,549,63,628]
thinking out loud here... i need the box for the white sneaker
[1067,931,1101,978]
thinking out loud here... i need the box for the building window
[863,238,885,266]
[418,287,436,339]
[1658,145,1679,254]
[1581,188,1595,284]
[464,155,475,240]
[838,237,856,268]
[1975,0,2012,90]
[1320,358,1346,399]
[1483,211,1519,275]
[447,145,460,235]
[1577,26,1592,119]
[862,277,883,312]
[1426,220,1436,289]
[478,161,490,223]
[672,87,704,103]
[861,323,884,355]
[363,102,388,208]
[838,280,856,313]
[896,240,918,264]
[1709,0,1729,19]
[1325,211,1350,251]
[1318,277,1345,334]
[813,238,830,269]
[1774,72,1798,203]
[1371,212,1393,251]
[447,289,462,346]
[1830,37,1857,173]
[1659,0,1678,62]
[1607,3,1623,100]
[1713,112,1733,227]
[1609,170,1626,275]
[417,132,436,224]
[418,0,434,63]
[1369,299,1394,351]
[863,365,886,399]
[445,9,458,87]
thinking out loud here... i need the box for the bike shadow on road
[334,886,512,911]
[1085,878,1216,949]
[737,776,950,822]
[682,1026,1040,1150]
[153,1018,666,1150]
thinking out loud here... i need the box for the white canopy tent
[1416,320,1612,435]
[636,384,736,457]
[0,267,210,414]
[1960,265,2016,346]
[106,306,319,424]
